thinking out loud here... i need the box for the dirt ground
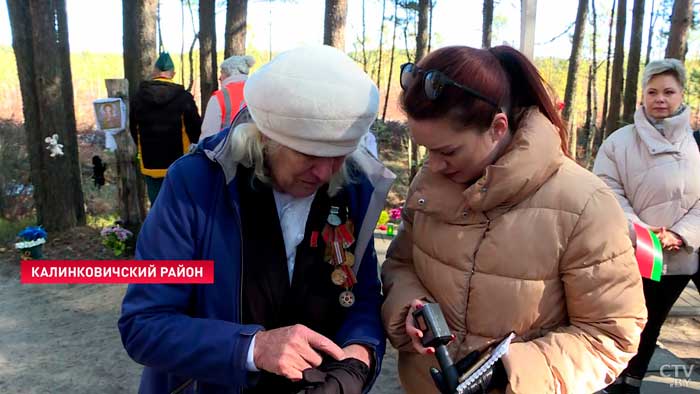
[0,227,139,393]
[659,317,700,370]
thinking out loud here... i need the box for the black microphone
[412,303,457,393]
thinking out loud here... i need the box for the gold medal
[339,290,355,307]
[344,252,355,268]
[331,268,347,286]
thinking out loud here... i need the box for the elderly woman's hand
[405,299,435,355]
[648,226,683,250]
[659,229,684,250]
[254,324,345,381]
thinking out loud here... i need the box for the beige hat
[244,45,379,157]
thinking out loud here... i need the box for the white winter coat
[593,106,700,275]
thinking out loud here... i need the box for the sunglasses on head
[400,62,500,110]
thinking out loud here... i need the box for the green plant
[100,224,132,257]
[87,213,120,230]
[0,217,35,245]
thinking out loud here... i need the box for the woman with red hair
[381,45,647,394]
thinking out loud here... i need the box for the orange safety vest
[213,81,246,130]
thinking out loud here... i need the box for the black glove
[295,358,370,394]
[454,353,507,394]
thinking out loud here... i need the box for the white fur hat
[244,45,379,157]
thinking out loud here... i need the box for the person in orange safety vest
[200,55,256,139]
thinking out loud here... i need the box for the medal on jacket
[331,268,347,285]
[339,290,355,307]
[317,205,358,307]
[327,206,342,226]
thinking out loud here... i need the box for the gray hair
[220,55,256,77]
[643,59,686,89]
[228,122,352,196]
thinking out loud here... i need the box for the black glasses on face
[400,62,500,109]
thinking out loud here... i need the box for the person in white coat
[594,58,700,394]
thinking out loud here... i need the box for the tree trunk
[361,0,368,72]
[520,0,537,59]
[376,0,387,88]
[186,0,197,93]
[225,0,248,57]
[482,0,494,48]
[585,0,600,168]
[199,0,218,111]
[427,0,433,52]
[415,0,429,63]
[156,1,164,52]
[123,0,158,108]
[181,0,185,85]
[382,0,399,122]
[7,0,86,232]
[599,0,616,140]
[665,0,693,61]
[411,0,429,180]
[584,64,596,165]
[324,0,348,49]
[605,0,627,136]
[105,79,147,235]
[585,69,593,133]
[402,12,412,65]
[645,0,657,65]
[562,0,588,144]
[622,0,645,124]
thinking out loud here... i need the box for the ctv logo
[660,364,696,388]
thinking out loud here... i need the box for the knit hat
[221,55,256,77]
[155,52,174,72]
[244,45,379,157]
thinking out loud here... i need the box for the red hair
[401,45,570,156]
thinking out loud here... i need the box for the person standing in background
[594,59,700,394]
[130,52,201,204]
[200,55,256,139]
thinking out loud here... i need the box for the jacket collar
[409,108,565,218]
[634,105,691,155]
[464,108,565,212]
[222,75,247,86]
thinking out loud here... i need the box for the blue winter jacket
[118,128,395,394]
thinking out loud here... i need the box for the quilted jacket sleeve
[381,198,433,353]
[670,197,700,252]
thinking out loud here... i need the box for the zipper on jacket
[170,378,194,394]
[464,216,491,334]
[233,199,245,394]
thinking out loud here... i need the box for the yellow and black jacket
[129,78,201,178]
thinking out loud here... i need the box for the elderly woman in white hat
[119,45,394,394]
[200,55,257,139]
[594,59,700,394]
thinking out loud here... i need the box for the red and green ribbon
[633,223,663,282]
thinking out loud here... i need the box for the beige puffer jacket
[593,106,700,275]
[381,109,647,394]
